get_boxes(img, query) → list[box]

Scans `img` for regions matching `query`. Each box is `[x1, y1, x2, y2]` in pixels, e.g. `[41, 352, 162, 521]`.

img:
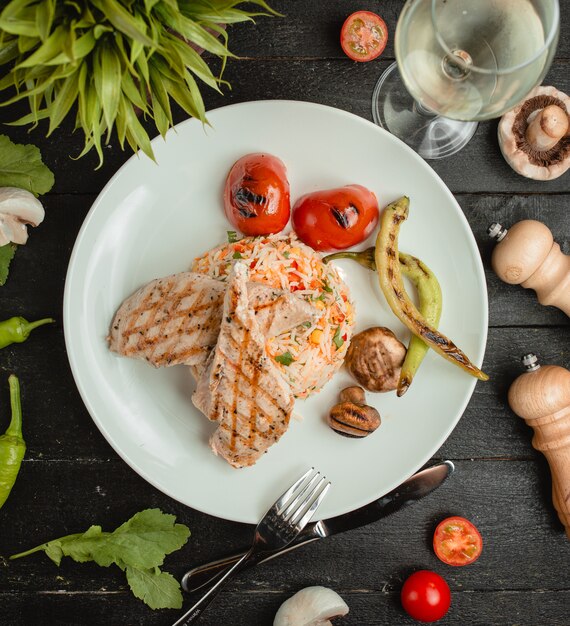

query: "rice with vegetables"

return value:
[192, 232, 355, 398]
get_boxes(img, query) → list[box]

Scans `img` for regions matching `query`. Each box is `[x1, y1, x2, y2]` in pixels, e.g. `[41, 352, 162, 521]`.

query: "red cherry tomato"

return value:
[433, 516, 483, 566]
[401, 570, 451, 623]
[292, 184, 379, 252]
[224, 153, 290, 236]
[340, 11, 388, 62]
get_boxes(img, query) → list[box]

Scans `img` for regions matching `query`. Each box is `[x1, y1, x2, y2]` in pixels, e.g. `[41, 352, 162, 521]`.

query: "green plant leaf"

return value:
[100, 43, 122, 130]
[15, 24, 68, 68]
[91, 0, 156, 47]
[35, 0, 55, 42]
[126, 566, 183, 610]
[0, 243, 17, 287]
[47, 71, 80, 135]
[122, 101, 155, 162]
[0, 135, 54, 194]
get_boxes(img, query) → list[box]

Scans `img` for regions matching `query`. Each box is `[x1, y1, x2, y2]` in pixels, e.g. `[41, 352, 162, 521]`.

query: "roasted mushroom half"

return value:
[344, 327, 407, 392]
[327, 386, 381, 438]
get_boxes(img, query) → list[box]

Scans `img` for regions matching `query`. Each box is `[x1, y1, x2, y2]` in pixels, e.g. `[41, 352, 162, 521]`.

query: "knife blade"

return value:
[181, 460, 454, 593]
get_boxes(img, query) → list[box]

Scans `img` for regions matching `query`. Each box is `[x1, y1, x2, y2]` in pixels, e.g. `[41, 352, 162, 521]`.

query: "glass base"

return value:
[372, 62, 478, 160]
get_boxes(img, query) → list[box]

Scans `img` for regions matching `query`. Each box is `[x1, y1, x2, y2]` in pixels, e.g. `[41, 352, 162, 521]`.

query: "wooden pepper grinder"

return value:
[508, 354, 570, 538]
[488, 220, 570, 317]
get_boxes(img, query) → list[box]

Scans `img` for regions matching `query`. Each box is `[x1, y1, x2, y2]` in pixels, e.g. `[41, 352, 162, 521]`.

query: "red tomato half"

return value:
[401, 570, 451, 623]
[224, 153, 290, 236]
[340, 11, 388, 62]
[292, 184, 379, 251]
[433, 516, 483, 566]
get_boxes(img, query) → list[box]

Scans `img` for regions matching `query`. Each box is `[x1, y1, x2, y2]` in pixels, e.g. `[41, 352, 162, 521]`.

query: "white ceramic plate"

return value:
[64, 100, 487, 524]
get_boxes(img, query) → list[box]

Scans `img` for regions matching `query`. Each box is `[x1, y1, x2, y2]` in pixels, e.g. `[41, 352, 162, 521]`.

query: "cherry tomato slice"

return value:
[224, 153, 290, 236]
[340, 11, 388, 62]
[433, 516, 483, 566]
[292, 184, 379, 252]
[401, 570, 451, 623]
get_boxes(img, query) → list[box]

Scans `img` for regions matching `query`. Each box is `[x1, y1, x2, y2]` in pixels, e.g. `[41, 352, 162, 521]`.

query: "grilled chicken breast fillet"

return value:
[207, 263, 294, 468]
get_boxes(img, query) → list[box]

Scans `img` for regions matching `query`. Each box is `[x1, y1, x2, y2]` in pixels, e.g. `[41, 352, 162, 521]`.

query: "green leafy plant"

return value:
[10, 508, 191, 610]
[0, 1, 277, 166]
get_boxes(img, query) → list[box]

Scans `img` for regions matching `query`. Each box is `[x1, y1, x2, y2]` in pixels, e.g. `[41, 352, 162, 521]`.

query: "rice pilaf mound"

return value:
[192, 233, 355, 398]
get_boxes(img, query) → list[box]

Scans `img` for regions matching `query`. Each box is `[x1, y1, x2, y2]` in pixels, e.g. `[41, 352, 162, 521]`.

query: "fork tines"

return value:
[276, 468, 330, 530]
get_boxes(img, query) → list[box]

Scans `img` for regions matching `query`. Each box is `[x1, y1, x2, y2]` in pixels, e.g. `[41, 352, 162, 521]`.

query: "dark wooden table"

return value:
[1, 2, 569, 625]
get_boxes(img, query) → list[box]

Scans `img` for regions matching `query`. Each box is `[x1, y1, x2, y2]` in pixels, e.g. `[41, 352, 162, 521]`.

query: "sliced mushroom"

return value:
[328, 386, 381, 438]
[498, 85, 570, 181]
[344, 326, 406, 392]
[273, 586, 349, 626]
[0, 187, 45, 247]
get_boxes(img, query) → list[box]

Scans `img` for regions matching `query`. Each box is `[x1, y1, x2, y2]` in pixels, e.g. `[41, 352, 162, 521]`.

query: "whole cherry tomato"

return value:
[224, 153, 290, 236]
[341, 11, 389, 62]
[401, 570, 451, 623]
[292, 184, 379, 251]
[433, 516, 483, 566]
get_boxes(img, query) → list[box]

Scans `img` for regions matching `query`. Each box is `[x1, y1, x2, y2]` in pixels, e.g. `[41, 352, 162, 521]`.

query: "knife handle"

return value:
[181, 536, 319, 594]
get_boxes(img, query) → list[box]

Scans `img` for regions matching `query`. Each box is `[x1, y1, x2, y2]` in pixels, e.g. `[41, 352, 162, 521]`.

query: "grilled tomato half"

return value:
[224, 153, 290, 236]
[292, 184, 379, 251]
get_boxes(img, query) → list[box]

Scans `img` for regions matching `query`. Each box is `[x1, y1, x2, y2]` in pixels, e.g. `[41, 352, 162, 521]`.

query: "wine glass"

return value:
[372, 0, 560, 159]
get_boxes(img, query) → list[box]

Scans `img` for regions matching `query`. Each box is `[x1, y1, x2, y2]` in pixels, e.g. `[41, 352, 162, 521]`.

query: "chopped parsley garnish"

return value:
[312, 293, 326, 302]
[333, 326, 344, 349]
[275, 351, 295, 366]
[232, 251, 243, 259]
[283, 251, 290, 259]
[322, 279, 333, 293]
[302, 321, 313, 328]
[227, 230, 238, 243]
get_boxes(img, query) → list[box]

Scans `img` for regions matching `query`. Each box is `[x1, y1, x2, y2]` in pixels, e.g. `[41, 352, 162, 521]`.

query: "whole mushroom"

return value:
[273, 586, 349, 626]
[498, 85, 570, 181]
[344, 327, 407, 392]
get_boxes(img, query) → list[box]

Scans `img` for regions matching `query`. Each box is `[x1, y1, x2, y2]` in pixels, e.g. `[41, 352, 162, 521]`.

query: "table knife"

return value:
[181, 460, 454, 593]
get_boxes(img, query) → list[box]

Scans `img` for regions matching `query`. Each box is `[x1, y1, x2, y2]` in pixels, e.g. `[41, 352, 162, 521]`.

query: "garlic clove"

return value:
[0, 187, 45, 246]
[273, 586, 349, 626]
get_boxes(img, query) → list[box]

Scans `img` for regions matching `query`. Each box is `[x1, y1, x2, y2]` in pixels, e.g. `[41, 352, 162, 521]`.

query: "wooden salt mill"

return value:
[488, 220, 570, 317]
[508, 354, 570, 538]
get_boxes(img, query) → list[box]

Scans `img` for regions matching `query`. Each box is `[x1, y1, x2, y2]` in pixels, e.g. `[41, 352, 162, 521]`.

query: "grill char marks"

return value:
[207, 263, 294, 469]
[108, 272, 226, 368]
[109, 272, 317, 371]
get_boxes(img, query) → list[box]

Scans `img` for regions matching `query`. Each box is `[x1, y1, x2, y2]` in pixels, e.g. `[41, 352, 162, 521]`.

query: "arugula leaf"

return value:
[126, 566, 183, 610]
[275, 351, 294, 366]
[10, 509, 190, 610]
[91, 508, 189, 569]
[0, 244, 16, 286]
[0, 135, 55, 195]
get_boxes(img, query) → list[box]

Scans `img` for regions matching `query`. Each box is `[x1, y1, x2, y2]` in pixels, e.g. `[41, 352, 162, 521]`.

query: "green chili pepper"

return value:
[323, 247, 443, 394]
[0, 375, 26, 510]
[397, 254, 442, 396]
[0, 316, 55, 349]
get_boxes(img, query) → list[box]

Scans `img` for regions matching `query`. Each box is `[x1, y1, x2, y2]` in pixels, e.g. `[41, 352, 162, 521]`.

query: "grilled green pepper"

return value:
[375, 196, 488, 381]
[0, 316, 54, 349]
[323, 248, 442, 395]
[397, 254, 442, 396]
[0, 375, 26, 510]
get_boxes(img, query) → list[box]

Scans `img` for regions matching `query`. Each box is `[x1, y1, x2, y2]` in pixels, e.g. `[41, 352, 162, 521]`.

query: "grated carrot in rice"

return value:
[192, 232, 355, 398]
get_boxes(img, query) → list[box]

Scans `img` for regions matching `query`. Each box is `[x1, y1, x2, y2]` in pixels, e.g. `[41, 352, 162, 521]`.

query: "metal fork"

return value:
[171, 468, 330, 625]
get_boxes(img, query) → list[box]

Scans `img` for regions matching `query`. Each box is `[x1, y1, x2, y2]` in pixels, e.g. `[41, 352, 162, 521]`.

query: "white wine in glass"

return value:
[372, 0, 560, 159]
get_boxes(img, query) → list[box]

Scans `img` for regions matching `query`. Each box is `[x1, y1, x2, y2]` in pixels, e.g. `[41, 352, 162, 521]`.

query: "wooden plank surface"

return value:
[0, 1, 568, 625]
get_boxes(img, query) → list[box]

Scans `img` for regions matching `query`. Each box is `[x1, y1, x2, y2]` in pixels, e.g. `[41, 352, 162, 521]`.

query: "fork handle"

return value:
[172, 549, 253, 625]
[181, 536, 321, 594]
